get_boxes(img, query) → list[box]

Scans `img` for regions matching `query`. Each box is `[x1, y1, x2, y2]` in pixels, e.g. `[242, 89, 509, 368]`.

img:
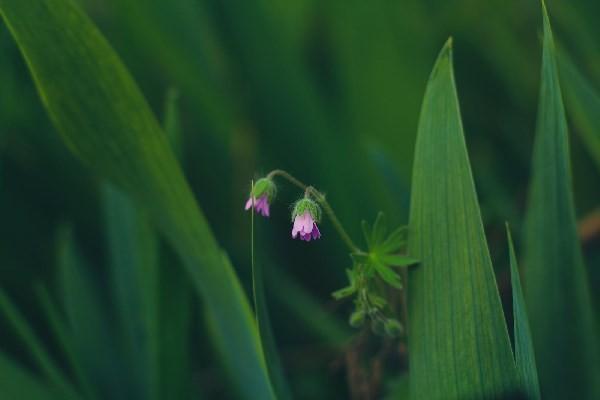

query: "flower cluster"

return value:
[245, 176, 322, 242]
[244, 172, 417, 338]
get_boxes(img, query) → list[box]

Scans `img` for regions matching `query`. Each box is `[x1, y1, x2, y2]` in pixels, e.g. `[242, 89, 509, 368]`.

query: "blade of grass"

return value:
[506, 225, 540, 400]
[34, 284, 97, 400]
[557, 49, 600, 171]
[103, 183, 159, 400]
[0, 290, 79, 399]
[56, 226, 129, 399]
[407, 38, 519, 399]
[523, 4, 600, 399]
[251, 187, 292, 400]
[0, 352, 65, 400]
[0, 0, 275, 397]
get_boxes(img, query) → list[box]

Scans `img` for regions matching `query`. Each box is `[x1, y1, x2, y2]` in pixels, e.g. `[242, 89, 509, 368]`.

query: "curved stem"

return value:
[267, 170, 361, 253]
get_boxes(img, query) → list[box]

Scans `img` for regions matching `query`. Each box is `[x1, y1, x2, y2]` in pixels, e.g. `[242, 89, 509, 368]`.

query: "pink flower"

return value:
[245, 194, 270, 217]
[292, 211, 321, 241]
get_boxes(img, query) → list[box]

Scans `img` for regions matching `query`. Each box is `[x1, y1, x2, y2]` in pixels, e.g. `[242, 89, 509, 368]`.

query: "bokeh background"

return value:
[0, 0, 598, 398]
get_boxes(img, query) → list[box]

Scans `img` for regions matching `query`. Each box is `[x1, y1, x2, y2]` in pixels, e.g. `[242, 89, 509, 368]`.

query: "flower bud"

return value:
[384, 318, 403, 338]
[349, 310, 366, 327]
[252, 177, 277, 202]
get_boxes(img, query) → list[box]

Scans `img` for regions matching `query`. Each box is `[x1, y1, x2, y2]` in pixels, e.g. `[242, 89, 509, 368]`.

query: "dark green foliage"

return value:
[523, 4, 600, 399]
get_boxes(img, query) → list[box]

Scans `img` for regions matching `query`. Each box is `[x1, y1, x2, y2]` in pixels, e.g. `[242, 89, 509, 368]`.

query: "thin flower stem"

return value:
[266, 169, 361, 253]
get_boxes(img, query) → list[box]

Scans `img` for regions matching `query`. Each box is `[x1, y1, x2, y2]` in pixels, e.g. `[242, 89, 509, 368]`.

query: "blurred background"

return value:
[0, 0, 598, 398]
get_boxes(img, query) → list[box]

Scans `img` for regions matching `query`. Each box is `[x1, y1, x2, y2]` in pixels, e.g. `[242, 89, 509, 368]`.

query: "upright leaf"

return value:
[251, 198, 292, 400]
[407, 39, 519, 399]
[0, 0, 274, 397]
[0, 352, 64, 400]
[0, 290, 79, 399]
[523, 4, 600, 399]
[558, 50, 600, 171]
[506, 225, 540, 400]
[103, 183, 159, 400]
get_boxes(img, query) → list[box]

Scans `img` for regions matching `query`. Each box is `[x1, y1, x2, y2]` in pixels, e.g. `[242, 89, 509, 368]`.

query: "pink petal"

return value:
[301, 211, 313, 233]
[245, 197, 254, 210]
[311, 223, 321, 239]
[292, 215, 302, 238]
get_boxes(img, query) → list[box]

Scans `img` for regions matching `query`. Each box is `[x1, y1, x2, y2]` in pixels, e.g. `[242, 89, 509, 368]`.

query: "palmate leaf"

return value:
[407, 39, 519, 399]
[0, 0, 274, 398]
[523, 4, 600, 399]
[506, 225, 540, 400]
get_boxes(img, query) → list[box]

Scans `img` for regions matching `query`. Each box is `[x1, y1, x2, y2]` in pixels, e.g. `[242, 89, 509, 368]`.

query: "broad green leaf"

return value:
[103, 183, 159, 400]
[0, 290, 79, 399]
[0, 0, 274, 397]
[0, 352, 64, 400]
[558, 49, 600, 171]
[407, 39, 519, 399]
[251, 200, 292, 400]
[523, 4, 600, 399]
[506, 225, 540, 400]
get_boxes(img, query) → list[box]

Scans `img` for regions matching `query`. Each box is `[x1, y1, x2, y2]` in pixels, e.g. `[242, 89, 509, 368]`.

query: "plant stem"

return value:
[267, 170, 360, 253]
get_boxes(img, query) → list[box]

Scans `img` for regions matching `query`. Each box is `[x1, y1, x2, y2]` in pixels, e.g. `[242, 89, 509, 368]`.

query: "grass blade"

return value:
[0, 0, 274, 396]
[523, 4, 600, 399]
[558, 49, 600, 171]
[103, 183, 159, 400]
[251, 192, 292, 400]
[0, 352, 64, 400]
[506, 225, 540, 400]
[407, 38, 519, 399]
[0, 290, 79, 399]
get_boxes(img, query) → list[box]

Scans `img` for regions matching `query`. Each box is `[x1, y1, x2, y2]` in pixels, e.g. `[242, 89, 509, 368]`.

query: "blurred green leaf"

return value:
[0, 290, 79, 399]
[34, 285, 96, 400]
[506, 225, 540, 400]
[57, 226, 127, 398]
[0, 0, 274, 397]
[103, 183, 159, 400]
[251, 200, 292, 400]
[0, 352, 65, 399]
[407, 39, 519, 399]
[558, 49, 600, 171]
[523, 4, 600, 399]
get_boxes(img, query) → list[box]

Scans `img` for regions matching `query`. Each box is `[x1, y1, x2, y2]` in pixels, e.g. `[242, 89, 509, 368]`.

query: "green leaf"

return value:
[371, 212, 387, 246]
[523, 4, 600, 399]
[0, 290, 79, 399]
[34, 285, 96, 400]
[506, 225, 540, 400]
[407, 38, 519, 399]
[332, 286, 356, 300]
[378, 254, 419, 268]
[379, 226, 407, 254]
[103, 183, 159, 400]
[558, 49, 600, 171]
[0, 0, 274, 397]
[251, 190, 292, 400]
[373, 262, 402, 289]
[0, 352, 65, 400]
[56, 226, 126, 398]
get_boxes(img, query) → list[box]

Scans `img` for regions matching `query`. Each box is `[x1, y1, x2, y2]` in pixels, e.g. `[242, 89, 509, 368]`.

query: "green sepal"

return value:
[291, 198, 321, 222]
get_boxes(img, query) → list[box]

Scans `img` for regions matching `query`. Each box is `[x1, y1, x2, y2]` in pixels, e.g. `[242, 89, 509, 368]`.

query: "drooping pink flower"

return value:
[245, 194, 270, 217]
[292, 211, 321, 241]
